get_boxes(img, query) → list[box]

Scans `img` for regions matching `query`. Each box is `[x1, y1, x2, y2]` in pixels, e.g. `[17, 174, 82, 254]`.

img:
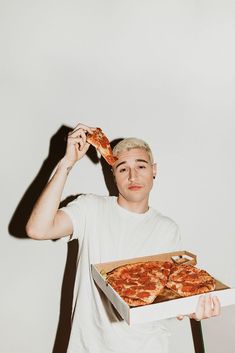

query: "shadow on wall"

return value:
[9, 125, 95, 238]
[8, 125, 120, 239]
[8, 124, 121, 353]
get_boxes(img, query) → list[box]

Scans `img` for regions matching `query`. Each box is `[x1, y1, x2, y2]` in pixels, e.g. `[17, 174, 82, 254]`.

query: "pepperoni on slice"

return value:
[139, 276, 150, 284]
[163, 262, 173, 269]
[143, 283, 156, 290]
[137, 291, 151, 299]
[122, 288, 137, 296]
[182, 284, 194, 292]
[100, 136, 109, 148]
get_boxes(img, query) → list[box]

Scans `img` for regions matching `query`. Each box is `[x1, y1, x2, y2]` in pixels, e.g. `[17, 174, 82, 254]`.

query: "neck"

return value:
[117, 195, 149, 214]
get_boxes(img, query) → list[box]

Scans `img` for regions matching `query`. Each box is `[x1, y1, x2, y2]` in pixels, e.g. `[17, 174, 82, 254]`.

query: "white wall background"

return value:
[1, 1, 235, 352]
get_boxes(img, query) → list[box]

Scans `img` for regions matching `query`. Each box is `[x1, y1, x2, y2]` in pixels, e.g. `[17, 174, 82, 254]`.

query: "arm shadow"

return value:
[8, 125, 99, 238]
[8, 125, 73, 238]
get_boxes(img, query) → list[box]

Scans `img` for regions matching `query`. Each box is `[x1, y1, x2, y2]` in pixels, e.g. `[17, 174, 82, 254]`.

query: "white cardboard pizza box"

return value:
[91, 251, 235, 325]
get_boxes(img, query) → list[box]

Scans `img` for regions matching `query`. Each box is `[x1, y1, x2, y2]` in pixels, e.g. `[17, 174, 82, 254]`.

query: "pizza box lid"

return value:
[91, 250, 235, 325]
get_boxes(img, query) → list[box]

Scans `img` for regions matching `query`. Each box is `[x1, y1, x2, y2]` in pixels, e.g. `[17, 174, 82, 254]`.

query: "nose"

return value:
[128, 167, 137, 181]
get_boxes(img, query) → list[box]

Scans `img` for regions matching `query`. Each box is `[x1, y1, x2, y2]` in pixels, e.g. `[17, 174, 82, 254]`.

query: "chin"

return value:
[125, 193, 148, 203]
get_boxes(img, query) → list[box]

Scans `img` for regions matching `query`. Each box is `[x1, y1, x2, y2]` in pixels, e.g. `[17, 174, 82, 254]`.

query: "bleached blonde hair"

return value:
[113, 138, 154, 164]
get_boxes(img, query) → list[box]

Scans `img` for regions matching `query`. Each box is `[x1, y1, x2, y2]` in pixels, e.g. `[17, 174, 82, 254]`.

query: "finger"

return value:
[67, 135, 86, 153]
[204, 294, 213, 318]
[68, 128, 87, 136]
[190, 295, 206, 321]
[177, 315, 184, 321]
[211, 296, 221, 317]
[73, 123, 96, 134]
[188, 312, 200, 321]
[68, 129, 88, 150]
[66, 131, 83, 148]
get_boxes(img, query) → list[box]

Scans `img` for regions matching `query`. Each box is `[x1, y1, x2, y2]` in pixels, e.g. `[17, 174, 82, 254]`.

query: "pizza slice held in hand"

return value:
[87, 127, 118, 166]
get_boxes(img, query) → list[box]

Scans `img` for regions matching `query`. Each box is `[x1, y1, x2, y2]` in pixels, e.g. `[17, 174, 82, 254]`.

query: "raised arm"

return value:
[26, 123, 96, 240]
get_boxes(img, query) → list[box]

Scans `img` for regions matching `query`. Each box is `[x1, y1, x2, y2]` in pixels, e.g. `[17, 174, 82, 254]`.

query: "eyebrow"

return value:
[115, 159, 149, 169]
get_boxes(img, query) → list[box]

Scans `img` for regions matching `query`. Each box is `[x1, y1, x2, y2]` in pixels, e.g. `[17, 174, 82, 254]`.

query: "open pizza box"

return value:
[91, 250, 235, 325]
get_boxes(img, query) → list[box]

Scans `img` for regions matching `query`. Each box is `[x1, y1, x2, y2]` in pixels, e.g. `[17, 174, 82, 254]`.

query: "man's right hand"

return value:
[62, 123, 96, 168]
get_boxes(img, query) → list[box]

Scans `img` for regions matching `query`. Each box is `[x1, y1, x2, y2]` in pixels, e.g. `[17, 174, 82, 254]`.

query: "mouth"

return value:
[128, 185, 143, 191]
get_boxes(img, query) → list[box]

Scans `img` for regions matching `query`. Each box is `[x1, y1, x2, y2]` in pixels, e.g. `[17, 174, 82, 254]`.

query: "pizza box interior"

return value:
[91, 250, 235, 325]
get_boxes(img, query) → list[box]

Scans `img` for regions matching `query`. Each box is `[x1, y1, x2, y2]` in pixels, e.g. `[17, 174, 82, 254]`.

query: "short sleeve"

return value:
[59, 194, 88, 242]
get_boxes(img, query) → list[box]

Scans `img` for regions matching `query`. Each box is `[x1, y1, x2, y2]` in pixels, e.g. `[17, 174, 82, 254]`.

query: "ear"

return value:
[152, 163, 157, 178]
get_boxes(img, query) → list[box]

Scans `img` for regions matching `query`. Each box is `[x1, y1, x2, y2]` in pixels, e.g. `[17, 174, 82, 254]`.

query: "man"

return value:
[26, 123, 220, 353]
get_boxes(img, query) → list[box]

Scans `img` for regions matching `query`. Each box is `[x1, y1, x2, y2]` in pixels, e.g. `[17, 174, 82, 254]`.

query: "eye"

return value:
[119, 167, 127, 173]
[137, 165, 146, 169]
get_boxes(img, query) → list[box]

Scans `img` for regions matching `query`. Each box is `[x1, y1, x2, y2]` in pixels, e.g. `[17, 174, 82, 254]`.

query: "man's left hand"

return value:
[177, 294, 221, 321]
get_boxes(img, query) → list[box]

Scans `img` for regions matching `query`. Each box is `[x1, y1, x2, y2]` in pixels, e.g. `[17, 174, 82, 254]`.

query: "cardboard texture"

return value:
[91, 251, 235, 325]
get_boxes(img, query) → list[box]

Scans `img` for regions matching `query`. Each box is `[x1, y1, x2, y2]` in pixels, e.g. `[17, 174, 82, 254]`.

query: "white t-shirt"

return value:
[61, 194, 181, 353]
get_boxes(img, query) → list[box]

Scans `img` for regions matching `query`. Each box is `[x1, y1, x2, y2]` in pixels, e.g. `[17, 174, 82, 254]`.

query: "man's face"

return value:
[113, 148, 156, 206]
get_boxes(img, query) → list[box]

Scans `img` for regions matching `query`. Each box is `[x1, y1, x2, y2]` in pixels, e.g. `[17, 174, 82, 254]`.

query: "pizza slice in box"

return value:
[106, 261, 173, 307]
[166, 264, 216, 297]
